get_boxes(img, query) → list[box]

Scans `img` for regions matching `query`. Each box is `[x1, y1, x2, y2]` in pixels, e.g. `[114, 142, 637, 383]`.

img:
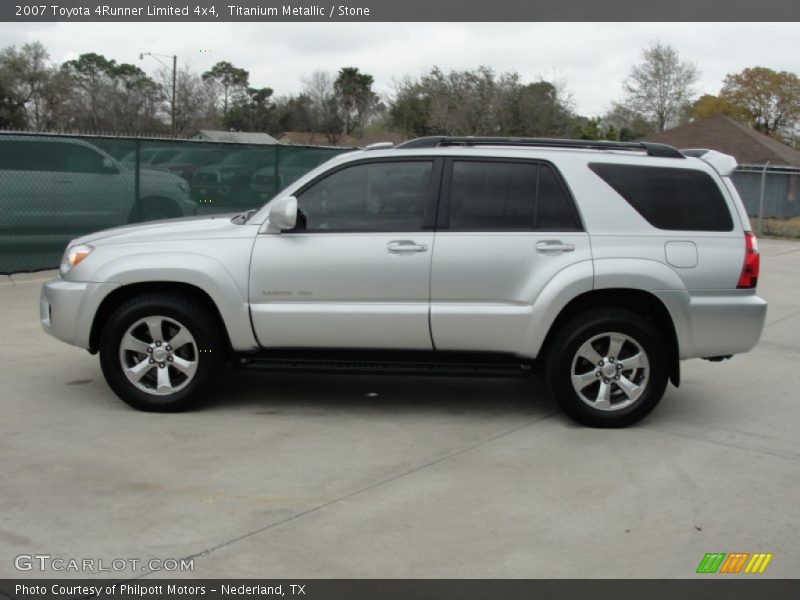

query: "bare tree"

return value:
[602, 102, 656, 140]
[390, 66, 574, 138]
[106, 63, 162, 132]
[301, 70, 344, 144]
[60, 52, 116, 129]
[622, 42, 699, 132]
[160, 64, 220, 134]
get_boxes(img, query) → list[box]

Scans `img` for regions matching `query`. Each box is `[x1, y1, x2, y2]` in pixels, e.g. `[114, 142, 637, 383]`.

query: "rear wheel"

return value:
[545, 308, 669, 427]
[99, 293, 225, 411]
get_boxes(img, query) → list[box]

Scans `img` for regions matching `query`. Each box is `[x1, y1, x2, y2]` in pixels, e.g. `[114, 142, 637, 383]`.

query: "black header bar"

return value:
[3, 579, 800, 600]
[3, 0, 800, 22]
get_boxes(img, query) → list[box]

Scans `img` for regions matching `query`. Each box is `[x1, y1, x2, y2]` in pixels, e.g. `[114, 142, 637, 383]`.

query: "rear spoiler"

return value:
[681, 149, 738, 177]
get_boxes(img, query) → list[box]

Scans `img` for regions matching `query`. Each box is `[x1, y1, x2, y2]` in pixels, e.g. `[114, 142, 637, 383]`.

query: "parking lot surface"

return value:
[1, 238, 799, 579]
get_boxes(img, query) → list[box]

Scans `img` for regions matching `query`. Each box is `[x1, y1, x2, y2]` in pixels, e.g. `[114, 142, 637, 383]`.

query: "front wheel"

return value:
[99, 293, 225, 411]
[545, 308, 669, 428]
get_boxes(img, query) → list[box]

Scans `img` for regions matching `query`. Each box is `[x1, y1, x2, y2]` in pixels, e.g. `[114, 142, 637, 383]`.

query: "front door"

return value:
[249, 158, 441, 350]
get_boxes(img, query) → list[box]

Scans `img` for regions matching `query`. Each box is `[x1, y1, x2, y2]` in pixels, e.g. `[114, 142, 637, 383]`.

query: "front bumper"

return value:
[40, 278, 119, 349]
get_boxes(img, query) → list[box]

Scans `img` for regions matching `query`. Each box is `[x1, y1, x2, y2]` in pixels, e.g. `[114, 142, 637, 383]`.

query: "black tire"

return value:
[99, 293, 226, 412]
[545, 308, 669, 428]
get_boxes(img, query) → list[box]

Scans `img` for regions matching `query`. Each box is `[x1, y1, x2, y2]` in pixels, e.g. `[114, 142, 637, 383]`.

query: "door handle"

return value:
[388, 240, 429, 253]
[536, 240, 575, 254]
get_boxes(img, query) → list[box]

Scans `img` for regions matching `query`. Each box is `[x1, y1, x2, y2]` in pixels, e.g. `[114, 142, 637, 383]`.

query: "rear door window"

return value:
[445, 160, 581, 231]
[589, 163, 733, 231]
[0, 140, 64, 172]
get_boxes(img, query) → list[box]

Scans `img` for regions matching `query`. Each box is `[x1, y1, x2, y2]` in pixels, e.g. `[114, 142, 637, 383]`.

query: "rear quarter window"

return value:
[588, 163, 734, 232]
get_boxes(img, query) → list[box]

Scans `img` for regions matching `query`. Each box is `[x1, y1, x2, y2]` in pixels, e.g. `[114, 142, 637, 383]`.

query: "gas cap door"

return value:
[665, 241, 698, 268]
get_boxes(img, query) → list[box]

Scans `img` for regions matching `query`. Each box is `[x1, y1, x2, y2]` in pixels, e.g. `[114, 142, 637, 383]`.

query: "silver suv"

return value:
[40, 137, 767, 427]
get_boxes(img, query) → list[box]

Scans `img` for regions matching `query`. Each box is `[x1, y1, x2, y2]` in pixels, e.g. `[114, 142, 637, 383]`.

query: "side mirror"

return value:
[102, 157, 118, 174]
[266, 196, 297, 233]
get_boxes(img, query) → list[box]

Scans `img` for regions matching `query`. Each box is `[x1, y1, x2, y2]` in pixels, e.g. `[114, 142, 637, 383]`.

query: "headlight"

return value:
[59, 243, 94, 274]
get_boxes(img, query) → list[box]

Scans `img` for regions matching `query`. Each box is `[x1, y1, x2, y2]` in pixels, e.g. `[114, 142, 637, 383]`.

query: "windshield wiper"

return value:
[231, 209, 257, 225]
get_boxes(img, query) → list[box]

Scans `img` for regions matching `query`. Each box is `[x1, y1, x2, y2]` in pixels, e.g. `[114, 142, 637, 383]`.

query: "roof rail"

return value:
[363, 142, 394, 151]
[395, 136, 685, 159]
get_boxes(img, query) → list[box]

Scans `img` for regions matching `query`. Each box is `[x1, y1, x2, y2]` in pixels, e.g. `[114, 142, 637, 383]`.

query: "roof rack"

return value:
[395, 136, 685, 159]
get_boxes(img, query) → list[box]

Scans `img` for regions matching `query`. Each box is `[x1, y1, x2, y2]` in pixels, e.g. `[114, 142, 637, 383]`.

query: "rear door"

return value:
[430, 158, 592, 356]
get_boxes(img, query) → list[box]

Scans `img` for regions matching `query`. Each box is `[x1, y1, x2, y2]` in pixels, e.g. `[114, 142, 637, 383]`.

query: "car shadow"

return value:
[199, 368, 558, 419]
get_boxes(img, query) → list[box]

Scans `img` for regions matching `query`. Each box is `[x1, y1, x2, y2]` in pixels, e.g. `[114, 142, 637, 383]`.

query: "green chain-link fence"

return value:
[0, 132, 350, 273]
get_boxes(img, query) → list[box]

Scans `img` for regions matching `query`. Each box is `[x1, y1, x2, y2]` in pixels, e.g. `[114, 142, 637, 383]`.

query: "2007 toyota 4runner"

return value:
[41, 136, 767, 427]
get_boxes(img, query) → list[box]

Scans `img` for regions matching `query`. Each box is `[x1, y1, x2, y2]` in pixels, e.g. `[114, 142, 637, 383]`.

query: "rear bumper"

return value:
[40, 278, 119, 349]
[658, 290, 768, 359]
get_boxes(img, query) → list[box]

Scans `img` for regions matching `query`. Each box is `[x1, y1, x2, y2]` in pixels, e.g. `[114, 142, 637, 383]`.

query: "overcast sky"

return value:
[2, 21, 799, 117]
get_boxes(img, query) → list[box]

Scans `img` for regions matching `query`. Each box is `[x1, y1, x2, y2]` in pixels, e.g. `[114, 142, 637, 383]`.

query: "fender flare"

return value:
[523, 260, 594, 357]
[524, 258, 692, 369]
[89, 252, 258, 351]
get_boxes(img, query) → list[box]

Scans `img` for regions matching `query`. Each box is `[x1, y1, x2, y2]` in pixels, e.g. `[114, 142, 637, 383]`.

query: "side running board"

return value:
[237, 351, 534, 378]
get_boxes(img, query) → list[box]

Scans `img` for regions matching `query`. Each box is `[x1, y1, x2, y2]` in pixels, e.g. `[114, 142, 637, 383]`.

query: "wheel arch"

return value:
[539, 288, 681, 387]
[89, 282, 234, 357]
[84, 251, 258, 355]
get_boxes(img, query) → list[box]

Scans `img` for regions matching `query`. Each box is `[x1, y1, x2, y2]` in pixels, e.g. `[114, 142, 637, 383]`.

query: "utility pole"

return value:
[140, 51, 178, 136]
[172, 53, 177, 136]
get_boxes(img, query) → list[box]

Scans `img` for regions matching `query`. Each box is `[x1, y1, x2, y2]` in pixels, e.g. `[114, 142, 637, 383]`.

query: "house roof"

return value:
[279, 131, 354, 146]
[193, 130, 279, 144]
[640, 115, 800, 168]
[280, 130, 406, 148]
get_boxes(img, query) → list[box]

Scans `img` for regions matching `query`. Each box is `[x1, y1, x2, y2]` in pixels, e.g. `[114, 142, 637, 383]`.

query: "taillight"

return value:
[737, 231, 760, 289]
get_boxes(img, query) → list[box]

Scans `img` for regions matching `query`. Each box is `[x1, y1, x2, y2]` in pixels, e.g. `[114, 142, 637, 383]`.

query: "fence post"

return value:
[758, 161, 769, 237]
[274, 145, 280, 199]
[134, 139, 141, 221]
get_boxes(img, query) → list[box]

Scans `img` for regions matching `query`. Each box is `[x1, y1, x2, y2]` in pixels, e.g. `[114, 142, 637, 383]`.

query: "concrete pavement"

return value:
[1, 239, 798, 579]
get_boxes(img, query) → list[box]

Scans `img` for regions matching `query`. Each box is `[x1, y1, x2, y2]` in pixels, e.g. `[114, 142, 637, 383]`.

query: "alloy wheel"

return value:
[118, 316, 199, 396]
[569, 332, 650, 412]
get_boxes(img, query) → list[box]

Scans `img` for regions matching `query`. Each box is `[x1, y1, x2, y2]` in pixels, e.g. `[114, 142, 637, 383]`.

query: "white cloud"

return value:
[2, 21, 799, 117]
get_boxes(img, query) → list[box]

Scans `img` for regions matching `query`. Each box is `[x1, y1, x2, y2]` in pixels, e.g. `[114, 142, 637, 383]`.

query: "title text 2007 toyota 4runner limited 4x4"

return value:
[41, 137, 767, 427]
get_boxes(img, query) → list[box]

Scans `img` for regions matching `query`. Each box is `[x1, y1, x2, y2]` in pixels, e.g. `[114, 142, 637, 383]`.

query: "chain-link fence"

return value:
[731, 166, 800, 238]
[5, 134, 798, 274]
[0, 132, 350, 273]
